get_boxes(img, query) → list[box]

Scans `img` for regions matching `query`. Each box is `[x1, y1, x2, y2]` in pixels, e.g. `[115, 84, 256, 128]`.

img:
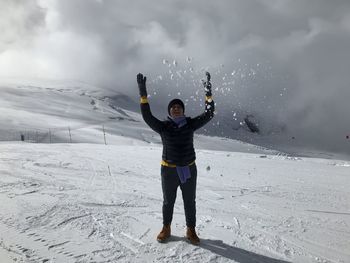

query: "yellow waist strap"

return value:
[161, 160, 195, 168]
[140, 96, 148, 104]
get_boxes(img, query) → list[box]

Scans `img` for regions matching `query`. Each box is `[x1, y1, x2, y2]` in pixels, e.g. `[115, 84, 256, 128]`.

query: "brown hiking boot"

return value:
[156, 225, 171, 242]
[186, 227, 200, 245]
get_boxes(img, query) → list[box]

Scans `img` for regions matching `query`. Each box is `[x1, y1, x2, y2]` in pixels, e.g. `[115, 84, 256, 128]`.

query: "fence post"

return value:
[103, 125, 107, 145]
[68, 127, 72, 143]
[49, 129, 52, 143]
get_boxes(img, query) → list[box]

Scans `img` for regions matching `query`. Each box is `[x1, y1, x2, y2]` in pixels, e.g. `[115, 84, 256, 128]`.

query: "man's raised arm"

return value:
[191, 72, 215, 131]
[137, 73, 163, 133]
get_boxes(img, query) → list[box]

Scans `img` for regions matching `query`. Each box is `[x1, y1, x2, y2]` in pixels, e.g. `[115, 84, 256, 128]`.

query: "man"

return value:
[137, 72, 215, 245]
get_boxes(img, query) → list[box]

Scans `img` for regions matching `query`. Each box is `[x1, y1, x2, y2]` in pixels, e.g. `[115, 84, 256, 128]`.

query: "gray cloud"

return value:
[0, 0, 45, 51]
[1, 0, 350, 155]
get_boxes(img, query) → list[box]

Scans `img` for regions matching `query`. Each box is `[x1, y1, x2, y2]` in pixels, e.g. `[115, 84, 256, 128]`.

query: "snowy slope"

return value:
[0, 142, 349, 263]
[0, 78, 280, 155]
[0, 80, 349, 262]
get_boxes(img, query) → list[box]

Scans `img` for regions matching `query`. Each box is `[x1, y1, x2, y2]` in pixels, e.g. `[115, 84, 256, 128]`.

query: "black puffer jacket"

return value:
[141, 99, 215, 166]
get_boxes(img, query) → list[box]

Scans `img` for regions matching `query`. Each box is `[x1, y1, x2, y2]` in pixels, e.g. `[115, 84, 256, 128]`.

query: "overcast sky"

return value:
[1, 0, 350, 154]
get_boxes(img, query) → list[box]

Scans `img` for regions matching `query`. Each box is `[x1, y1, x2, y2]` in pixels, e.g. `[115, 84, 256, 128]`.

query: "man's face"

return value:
[170, 104, 184, 118]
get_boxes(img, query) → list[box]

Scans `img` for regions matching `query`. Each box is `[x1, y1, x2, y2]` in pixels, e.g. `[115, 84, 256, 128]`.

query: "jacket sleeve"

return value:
[190, 97, 215, 131]
[140, 97, 164, 133]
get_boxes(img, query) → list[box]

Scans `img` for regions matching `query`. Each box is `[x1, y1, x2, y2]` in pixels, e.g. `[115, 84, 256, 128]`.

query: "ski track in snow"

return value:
[0, 143, 349, 262]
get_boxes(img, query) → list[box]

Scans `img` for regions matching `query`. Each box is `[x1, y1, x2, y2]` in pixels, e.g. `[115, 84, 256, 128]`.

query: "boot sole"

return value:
[185, 236, 200, 245]
[157, 235, 170, 243]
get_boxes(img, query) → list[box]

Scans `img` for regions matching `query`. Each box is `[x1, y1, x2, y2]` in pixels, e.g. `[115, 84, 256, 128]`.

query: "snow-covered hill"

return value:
[0, 78, 282, 155]
[0, 80, 349, 262]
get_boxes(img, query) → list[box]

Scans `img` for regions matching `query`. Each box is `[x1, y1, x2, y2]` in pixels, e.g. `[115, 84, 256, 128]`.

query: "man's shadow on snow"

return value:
[199, 239, 291, 263]
[167, 236, 290, 263]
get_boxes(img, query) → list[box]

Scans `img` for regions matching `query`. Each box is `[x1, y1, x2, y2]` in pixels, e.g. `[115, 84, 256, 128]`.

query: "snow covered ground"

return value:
[0, 80, 349, 262]
[0, 141, 349, 263]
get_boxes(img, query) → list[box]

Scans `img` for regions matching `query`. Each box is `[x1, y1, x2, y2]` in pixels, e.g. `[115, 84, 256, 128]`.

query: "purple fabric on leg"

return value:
[176, 165, 191, 184]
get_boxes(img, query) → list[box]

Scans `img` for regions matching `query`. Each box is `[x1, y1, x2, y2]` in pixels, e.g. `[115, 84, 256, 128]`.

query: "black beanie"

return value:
[168, 98, 185, 115]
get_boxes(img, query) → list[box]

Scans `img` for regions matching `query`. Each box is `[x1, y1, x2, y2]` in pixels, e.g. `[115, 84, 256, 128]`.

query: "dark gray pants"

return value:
[161, 164, 197, 227]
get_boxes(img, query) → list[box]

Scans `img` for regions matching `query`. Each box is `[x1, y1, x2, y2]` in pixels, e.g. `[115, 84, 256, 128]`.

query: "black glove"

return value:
[137, 73, 147, 97]
[203, 71, 212, 97]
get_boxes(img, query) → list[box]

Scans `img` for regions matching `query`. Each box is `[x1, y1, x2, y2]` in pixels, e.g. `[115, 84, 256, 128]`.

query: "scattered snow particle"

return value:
[203, 216, 212, 223]
[176, 71, 182, 78]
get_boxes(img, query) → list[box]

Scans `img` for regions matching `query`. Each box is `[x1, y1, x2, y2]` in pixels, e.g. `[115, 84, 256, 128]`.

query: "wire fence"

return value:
[0, 126, 108, 145]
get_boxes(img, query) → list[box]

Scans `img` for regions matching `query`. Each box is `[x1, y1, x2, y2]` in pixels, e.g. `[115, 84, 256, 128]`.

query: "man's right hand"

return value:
[137, 73, 147, 97]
